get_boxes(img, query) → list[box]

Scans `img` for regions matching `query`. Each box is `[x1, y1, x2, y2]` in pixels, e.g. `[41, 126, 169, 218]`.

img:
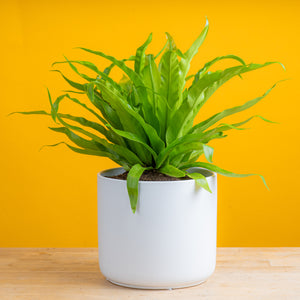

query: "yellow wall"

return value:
[1, 0, 299, 247]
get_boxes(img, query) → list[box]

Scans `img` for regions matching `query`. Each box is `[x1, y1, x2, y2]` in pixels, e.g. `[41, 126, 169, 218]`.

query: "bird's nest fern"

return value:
[12, 19, 285, 213]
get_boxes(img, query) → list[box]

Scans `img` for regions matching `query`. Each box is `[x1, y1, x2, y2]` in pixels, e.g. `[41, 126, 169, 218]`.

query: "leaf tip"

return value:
[46, 88, 52, 102]
[259, 174, 269, 190]
[278, 62, 286, 71]
[205, 16, 209, 27]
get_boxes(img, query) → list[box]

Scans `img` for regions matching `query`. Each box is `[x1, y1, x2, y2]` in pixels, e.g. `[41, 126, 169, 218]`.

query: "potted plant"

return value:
[12, 20, 284, 289]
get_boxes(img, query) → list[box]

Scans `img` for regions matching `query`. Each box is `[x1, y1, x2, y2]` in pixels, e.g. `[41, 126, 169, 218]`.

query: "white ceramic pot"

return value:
[97, 167, 217, 289]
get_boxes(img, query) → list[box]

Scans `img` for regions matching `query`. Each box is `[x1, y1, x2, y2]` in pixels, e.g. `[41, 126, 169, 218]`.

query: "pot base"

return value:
[106, 278, 207, 290]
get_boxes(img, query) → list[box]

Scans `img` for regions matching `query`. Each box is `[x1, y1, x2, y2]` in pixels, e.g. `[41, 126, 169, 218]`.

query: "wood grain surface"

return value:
[0, 248, 299, 299]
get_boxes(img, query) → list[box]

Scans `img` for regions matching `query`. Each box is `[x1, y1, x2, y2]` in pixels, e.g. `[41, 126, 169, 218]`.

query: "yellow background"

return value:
[1, 0, 299, 247]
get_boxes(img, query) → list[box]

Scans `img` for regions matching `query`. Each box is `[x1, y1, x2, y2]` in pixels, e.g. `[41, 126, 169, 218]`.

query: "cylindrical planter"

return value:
[97, 167, 217, 289]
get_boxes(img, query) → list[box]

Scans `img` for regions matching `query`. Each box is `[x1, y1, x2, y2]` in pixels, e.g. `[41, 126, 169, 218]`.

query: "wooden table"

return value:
[0, 248, 299, 299]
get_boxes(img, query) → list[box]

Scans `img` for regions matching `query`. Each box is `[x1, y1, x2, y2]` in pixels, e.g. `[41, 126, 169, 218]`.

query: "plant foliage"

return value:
[12, 20, 284, 213]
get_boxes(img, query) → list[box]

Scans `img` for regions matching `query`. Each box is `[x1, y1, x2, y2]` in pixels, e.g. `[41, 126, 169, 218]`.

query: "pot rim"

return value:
[98, 167, 216, 183]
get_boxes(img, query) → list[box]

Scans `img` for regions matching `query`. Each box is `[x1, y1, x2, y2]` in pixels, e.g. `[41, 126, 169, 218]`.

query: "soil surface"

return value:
[110, 169, 190, 181]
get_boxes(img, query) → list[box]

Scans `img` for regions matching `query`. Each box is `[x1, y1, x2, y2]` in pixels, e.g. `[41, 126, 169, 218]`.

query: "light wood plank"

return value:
[0, 248, 299, 299]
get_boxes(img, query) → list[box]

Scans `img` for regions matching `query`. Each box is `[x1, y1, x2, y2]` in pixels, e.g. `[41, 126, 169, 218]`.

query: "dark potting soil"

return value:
[110, 169, 190, 181]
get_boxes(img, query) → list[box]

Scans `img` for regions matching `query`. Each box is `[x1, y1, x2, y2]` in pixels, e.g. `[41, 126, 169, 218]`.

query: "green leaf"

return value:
[180, 161, 269, 189]
[157, 131, 216, 168]
[78, 48, 145, 95]
[63, 143, 129, 169]
[127, 164, 148, 213]
[93, 80, 153, 164]
[159, 50, 180, 109]
[107, 125, 158, 159]
[142, 54, 164, 137]
[180, 149, 204, 166]
[64, 93, 107, 125]
[218, 122, 248, 130]
[200, 115, 276, 143]
[9, 108, 120, 145]
[86, 82, 95, 103]
[8, 110, 48, 117]
[39, 141, 66, 151]
[186, 172, 212, 193]
[167, 63, 281, 144]
[191, 81, 281, 134]
[135, 33, 152, 74]
[79, 47, 161, 134]
[61, 56, 95, 81]
[203, 144, 214, 163]
[169, 142, 203, 163]
[178, 19, 209, 97]
[48, 90, 67, 123]
[156, 132, 208, 168]
[93, 92, 123, 129]
[102, 55, 136, 77]
[46, 90, 109, 127]
[51, 70, 85, 91]
[56, 115, 144, 166]
[200, 132, 227, 144]
[57, 113, 121, 145]
[48, 126, 100, 150]
[40, 141, 130, 170]
[95, 80, 165, 155]
[191, 54, 246, 84]
[159, 164, 186, 178]
[62, 90, 85, 94]
[63, 142, 110, 158]
[165, 32, 177, 50]
[183, 18, 209, 63]
[53, 58, 124, 93]
[154, 40, 168, 59]
[118, 75, 132, 93]
[159, 50, 180, 139]
[213, 115, 274, 133]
